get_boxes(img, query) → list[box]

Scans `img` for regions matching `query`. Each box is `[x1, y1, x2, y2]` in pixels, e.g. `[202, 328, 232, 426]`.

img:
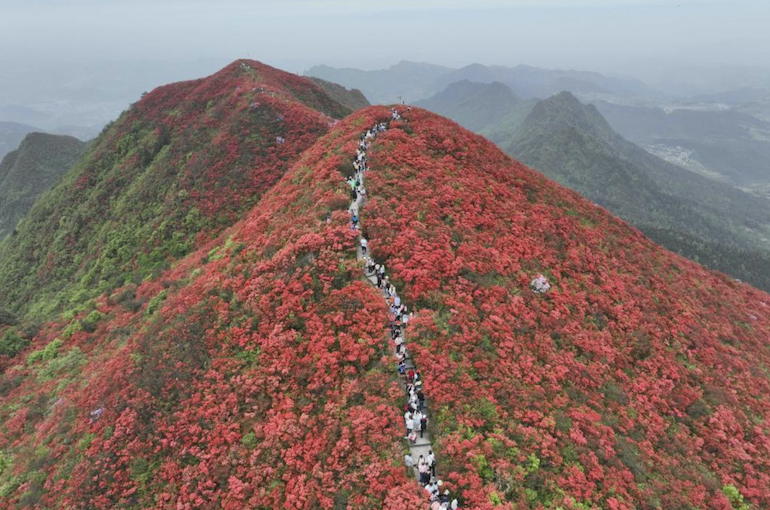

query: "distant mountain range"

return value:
[416, 81, 770, 290]
[305, 61, 452, 104]
[431, 63, 661, 100]
[305, 60, 659, 105]
[0, 132, 86, 239]
[307, 61, 770, 198]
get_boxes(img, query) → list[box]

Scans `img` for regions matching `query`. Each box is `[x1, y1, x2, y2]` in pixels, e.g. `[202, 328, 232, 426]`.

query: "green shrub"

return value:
[61, 320, 83, 339]
[0, 450, 11, 477]
[145, 290, 168, 317]
[722, 485, 750, 510]
[37, 347, 87, 382]
[81, 310, 105, 333]
[76, 433, 96, 453]
[27, 338, 62, 365]
[0, 476, 21, 499]
[526, 453, 541, 474]
[235, 347, 261, 366]
[0, 329, 29, 357]
[241, 431, 257, 449]
[472, 454, 495, 481]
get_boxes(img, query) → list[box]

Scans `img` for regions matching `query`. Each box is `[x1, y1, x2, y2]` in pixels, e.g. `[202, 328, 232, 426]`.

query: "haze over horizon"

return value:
[1, 0, 769, 135]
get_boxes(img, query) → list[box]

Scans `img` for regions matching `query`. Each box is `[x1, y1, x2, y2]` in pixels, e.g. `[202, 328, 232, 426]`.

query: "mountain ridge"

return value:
[0, 58, 352, 321]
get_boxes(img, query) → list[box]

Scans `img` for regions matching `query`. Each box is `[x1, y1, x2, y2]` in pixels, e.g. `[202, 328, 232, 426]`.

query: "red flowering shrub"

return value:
[361, 108, 770, 508]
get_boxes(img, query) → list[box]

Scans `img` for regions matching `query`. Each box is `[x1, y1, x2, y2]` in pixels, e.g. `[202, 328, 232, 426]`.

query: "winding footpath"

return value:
[346, 110, 459, 510]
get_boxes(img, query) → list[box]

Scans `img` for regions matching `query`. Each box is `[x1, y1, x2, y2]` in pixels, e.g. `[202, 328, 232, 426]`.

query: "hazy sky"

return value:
[0, 0, 769, 133]
[1, 0, 768, 74]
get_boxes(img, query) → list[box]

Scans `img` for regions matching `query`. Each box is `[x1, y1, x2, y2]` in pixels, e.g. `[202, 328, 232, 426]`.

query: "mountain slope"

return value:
[0, 107, 427, 509]
[0, 59, 351, 322]
[308, 77, 370, 110]
[361, 107, 770, 508]
[0, 133, 86, 239]
[593, 99, 770, 190]
[415, 80, 524, 132]
[506, 92, 770, 291]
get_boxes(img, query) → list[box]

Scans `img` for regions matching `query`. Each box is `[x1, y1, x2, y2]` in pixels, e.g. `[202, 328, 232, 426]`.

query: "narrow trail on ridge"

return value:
[345, 110, 457, 509]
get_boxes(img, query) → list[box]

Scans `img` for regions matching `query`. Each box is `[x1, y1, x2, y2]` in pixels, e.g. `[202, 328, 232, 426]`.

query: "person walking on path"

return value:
[411, 411, 422, 443]
[418, 456, 430, 485]
[405, 410, 413, 437]
[360, 237, 368, 255]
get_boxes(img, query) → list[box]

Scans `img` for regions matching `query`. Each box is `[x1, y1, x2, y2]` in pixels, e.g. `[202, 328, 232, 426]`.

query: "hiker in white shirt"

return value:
[411, 411, 422, 437]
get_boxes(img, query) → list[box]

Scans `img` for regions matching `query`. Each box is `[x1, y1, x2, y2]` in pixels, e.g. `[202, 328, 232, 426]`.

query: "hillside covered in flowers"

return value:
[1, 62, 770, 509]
[362, 108, 770, 509]
[0, 59, 350, 326]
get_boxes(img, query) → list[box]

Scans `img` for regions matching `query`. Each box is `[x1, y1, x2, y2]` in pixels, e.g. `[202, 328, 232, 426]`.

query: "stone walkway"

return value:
[345, 111, 457, 509]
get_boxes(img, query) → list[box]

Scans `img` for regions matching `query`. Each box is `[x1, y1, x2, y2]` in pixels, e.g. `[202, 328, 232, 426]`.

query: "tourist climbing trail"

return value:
[346, 109, 459, 510]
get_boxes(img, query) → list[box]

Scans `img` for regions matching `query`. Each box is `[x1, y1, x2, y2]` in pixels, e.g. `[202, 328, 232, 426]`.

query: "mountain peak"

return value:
[17, 131, 81, 148]
[0, 60, 353, 318]
[508, 89, 770, 291]
[549, 89, 581, 103]
[0, 132, 85, 239]
[520, 90, 615, 141]
[140, 58, 352, 121]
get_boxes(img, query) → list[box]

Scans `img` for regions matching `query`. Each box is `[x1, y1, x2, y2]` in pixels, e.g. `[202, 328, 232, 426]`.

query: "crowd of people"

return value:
[345, 109, 460, 510]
